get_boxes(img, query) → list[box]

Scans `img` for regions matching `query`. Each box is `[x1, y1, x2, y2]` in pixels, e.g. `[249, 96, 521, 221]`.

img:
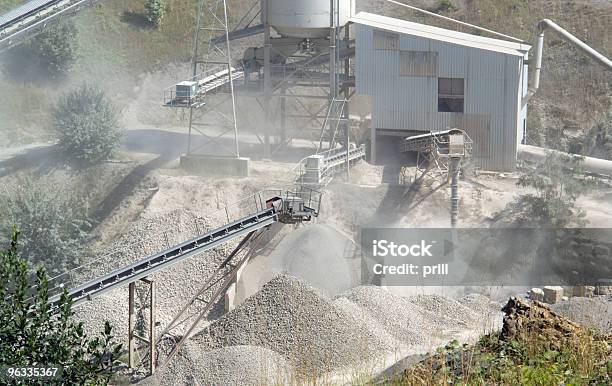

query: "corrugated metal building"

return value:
[352, 12, 531, 171]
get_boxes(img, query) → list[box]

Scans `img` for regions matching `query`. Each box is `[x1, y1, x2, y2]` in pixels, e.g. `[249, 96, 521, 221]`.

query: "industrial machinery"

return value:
[44, 188, 321, 374]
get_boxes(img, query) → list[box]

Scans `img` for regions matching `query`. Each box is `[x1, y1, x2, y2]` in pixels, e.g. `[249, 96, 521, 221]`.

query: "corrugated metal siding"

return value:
[399, 51, 438, 77]
[356, 24, 525, 171]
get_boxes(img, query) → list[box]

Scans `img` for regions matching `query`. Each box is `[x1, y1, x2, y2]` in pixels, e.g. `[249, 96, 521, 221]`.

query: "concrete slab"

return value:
[180, 155, 249, 177]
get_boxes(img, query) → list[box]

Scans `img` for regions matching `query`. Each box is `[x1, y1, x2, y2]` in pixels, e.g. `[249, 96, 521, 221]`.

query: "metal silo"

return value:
[267, 0, 354, 38]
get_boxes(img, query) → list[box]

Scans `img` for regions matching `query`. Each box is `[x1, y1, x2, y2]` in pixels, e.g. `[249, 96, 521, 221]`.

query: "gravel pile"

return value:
[332, 297, 401, 350]
[551, 296, 611, 333]
[73, 209, 228, 344]
[193, 274, 390, 376]
[336, 286, 465, 344]
[458, 293, 503, 317]
[408, 294, 480, 328]
[145, 345, 291, 386]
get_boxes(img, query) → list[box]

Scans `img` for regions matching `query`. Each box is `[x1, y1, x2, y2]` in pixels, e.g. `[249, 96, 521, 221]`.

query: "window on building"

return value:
[373, 29, 399, 50]
[438, 78, 464, 113]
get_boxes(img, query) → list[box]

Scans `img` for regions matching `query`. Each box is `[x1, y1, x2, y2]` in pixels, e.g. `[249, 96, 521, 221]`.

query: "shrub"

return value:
[0, 229, 122, 384]
[53, 84, 123, 165]
[145, 0, 165, 27]
[516, 151, 592, 226]
[432, 0, 458, 13]
[2, 21, 78, 81]
[0, 177, 91, 274]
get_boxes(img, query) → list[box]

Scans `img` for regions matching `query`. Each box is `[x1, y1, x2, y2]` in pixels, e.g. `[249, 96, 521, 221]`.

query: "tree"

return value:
[2, 21, 78, 82]
[516, 151, 592, 226]
[0, 177, 90, 275]
[0, 228, 122, 385]
[145, 0, 165, 27]
[53, 84, 123, 165]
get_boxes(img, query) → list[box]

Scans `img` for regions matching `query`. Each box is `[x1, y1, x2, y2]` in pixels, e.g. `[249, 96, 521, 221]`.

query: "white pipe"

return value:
[527, 19, 612, 102]
[518, 144, 612, 177]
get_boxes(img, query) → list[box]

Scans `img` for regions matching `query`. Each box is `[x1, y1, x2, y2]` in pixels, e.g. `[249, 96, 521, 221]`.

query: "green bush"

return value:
[0, 177, 91, 274]
[2, 21, 78, 82]
[145, 0, 165, 27]
[516, 151, 592, 226]
[53, 84, 123, 165]
[0, 229, 122, 385]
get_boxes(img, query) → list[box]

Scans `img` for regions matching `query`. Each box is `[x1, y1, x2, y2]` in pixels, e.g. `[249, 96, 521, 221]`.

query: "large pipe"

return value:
[527, 19, 612, 102]
[518, 144, 612, 177]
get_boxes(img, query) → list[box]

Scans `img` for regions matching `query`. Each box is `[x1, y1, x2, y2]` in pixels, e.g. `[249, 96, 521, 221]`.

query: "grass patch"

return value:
[392, 298, 611, 385]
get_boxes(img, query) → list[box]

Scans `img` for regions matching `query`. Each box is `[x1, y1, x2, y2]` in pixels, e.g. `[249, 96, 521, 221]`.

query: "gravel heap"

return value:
[408, 294, 480, 328]
[73, 209, 228, 344]
[336, 286, 470, 344]
[551, 296, 611, 333]
[145, 345, 291, 386]
[458, 293, 503, 317]
[193, 274, 390, 376]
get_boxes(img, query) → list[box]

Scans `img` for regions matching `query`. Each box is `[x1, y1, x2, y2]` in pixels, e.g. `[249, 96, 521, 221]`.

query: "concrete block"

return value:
[595, 286, 612, 296]
[543, 286, 564, 304]
[180, 155, 249, 177]
[573, 285, 595, 297]
[529, 288, 544, 302]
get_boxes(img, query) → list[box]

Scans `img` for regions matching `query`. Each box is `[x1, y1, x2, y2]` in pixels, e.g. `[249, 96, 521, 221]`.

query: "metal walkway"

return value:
[0, 0, 100, 53]
[294, 144, 366, 186]
[163, 66, 245, 108]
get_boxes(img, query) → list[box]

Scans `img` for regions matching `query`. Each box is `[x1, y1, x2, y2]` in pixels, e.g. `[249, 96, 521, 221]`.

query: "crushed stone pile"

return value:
[458, 293, 503, 316]
[337, 286, 475, 345]
[332, 297, 401, 351]
[550, 296, 611, 333]
[73, 209, 227, 343]
[193, 274, 390, 376]
[408, 294, 480, 328]
[145, 345, 291, 386]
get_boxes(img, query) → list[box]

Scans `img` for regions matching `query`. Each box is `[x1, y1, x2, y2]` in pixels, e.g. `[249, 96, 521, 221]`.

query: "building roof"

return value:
[351, 12, 531, 57]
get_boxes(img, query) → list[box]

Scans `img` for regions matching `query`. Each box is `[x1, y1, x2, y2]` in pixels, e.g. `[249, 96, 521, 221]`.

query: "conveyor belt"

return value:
[0, 0, 100, 53]
[48, 207, 278, 308]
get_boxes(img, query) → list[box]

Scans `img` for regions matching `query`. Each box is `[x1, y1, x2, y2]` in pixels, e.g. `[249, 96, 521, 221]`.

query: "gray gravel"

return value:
[458, 293, 503, 317]
[193, 274, 390, 376]
[408, 294, 480, 328]
[551, 296, 611, 333]
[73, 209, 228, 347]
[336, 286, 475, 345]
[145, 345, 291, 386]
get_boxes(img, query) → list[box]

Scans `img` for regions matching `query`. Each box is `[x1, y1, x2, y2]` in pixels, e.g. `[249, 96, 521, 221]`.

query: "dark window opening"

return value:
[438, 78, 464, 113]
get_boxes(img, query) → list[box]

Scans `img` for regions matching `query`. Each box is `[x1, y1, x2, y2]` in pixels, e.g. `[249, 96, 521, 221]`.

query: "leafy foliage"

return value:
[400, 330, 611, 385]
[515, 151, 592, 226]
[53, 84, 123, 165]
[0, 177, 90, 275]
[0, 229, 122, 385]
[2, 21, 78, 82]
[145, 0, 165, 27]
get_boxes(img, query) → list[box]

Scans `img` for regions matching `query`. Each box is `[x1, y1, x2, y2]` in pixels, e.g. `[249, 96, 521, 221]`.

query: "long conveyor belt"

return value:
[0, 0, 101, 53]
[48, 207, 278, 308]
